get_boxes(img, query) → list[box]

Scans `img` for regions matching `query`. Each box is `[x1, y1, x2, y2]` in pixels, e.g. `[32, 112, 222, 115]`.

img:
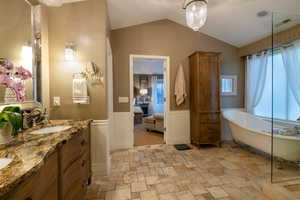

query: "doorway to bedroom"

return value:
[130, 55, 169, 146]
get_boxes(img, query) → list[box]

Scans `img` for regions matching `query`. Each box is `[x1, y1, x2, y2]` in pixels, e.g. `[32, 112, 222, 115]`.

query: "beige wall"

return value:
[0, 0, 33, 102]
[48, 0, 107, 120]
[111, 20, 244, 112]
[239, 24, 300, 57]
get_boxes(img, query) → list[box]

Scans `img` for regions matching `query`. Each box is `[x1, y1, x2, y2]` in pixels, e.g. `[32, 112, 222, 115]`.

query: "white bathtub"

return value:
[222, 109, 300, 161]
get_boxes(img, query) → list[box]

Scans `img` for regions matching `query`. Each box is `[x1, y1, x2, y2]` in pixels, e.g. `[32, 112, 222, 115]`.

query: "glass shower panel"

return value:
[272, 12, 300, 182]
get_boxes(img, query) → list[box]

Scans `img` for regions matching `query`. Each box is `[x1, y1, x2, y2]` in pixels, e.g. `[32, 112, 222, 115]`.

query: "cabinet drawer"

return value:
[206, 123, 220, 143]
[60, 135, 82, 172]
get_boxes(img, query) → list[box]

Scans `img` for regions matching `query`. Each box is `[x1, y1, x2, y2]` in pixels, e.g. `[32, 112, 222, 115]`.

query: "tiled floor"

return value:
[86, 144, 272, 200]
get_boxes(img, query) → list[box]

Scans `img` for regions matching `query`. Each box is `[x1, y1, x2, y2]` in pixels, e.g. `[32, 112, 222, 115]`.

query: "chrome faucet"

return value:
[22, 107, 49, 129]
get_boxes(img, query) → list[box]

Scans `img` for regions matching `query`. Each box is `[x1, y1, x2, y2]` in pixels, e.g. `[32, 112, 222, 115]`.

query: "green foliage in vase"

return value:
[0, 106, 22, 136]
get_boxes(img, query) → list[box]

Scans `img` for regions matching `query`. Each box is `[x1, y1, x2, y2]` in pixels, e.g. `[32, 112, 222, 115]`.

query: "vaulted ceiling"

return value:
[107, 0, 300, 47]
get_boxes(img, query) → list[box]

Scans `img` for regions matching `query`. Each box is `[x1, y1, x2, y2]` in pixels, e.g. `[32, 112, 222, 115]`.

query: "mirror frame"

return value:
[0, 0, 42, 106]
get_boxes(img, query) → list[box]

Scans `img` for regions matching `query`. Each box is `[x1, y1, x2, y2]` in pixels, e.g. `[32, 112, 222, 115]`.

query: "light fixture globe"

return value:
[39, 0, 63, 7]
[184, 0, 208, 31]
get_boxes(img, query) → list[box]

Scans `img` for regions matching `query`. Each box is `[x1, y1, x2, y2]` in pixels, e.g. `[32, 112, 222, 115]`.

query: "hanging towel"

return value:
[72, 77, 90, 104]
[174, 64, 187, 106]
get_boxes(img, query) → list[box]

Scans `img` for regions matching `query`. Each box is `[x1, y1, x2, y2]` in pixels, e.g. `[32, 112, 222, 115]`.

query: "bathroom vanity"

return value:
[0, 120, 91, 200]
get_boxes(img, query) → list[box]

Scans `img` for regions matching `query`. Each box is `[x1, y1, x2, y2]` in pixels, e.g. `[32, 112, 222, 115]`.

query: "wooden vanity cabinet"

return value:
[4, 126, 91, 200]
[6, 151, 58, 200]
[58, 126, 91, 200]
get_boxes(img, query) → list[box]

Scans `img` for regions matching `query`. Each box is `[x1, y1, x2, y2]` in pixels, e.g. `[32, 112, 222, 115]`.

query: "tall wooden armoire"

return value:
[189, 51, 221, 146]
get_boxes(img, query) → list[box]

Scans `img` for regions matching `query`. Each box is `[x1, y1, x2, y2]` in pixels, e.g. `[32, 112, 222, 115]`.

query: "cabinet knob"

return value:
[81, 139, 86, 146]
[82, 160, 86, 167]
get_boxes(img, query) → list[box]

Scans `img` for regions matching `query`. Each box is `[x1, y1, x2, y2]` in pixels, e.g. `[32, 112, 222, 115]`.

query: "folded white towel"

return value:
[73, 78, 90, 104]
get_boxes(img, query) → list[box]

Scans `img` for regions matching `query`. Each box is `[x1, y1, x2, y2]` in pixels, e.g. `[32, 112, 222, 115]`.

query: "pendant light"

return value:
[39, 0, 63, 7]
[183, 0, 208, 31]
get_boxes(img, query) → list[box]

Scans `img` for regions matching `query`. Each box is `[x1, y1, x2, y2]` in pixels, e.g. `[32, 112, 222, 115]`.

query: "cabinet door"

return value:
[42, 182, 58, 200]
[189, 53, 199, 111]
[197, 55, 220, 113]
[60, 135, 82, 173]
[7, 151, 58, 200]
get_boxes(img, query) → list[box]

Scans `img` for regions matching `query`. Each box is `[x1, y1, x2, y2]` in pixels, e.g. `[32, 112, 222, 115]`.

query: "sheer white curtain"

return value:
[281, 42, 300, 108]
[151, 76, 164, 114]
[246, 52, 269, 114]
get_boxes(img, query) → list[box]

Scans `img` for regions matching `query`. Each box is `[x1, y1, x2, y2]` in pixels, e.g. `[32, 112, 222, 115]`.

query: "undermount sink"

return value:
[0, 158, 12, 170]
[29, 125, 72, 135]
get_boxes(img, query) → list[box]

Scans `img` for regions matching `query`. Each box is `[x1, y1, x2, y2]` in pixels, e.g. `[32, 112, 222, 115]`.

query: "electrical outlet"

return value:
[53, 97, 61, 106]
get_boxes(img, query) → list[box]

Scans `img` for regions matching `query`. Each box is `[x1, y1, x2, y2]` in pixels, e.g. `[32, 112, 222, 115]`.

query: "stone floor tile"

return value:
[175, 191, 196, 200]
[89, 144, 273, 200]
[146, 176, 160, 185]
[207, 186, 229, 199]
[159, 193, 178, 200]
[140, 190, 159, 200]
[155, 183, 178, 194]
[202, 192, 216, 200]
[105, 188, 131, 200]
[131, 181, 148, 192]
[132, 192, 141, 199]
[188, 184, 208, 195]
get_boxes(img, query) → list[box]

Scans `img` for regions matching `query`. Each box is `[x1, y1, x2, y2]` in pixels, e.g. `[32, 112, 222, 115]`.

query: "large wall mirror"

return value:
[0, 0, 41, 105]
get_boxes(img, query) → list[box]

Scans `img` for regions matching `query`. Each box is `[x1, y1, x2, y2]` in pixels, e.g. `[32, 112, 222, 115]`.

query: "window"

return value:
[156, 81, 164, 104]
[251, 52, 300, 121]
[221, 75, 237, 96]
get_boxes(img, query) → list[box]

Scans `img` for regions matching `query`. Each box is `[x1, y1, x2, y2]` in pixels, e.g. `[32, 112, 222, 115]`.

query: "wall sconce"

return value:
[21, 44, 33, 70]
[65, 42, 76, 61]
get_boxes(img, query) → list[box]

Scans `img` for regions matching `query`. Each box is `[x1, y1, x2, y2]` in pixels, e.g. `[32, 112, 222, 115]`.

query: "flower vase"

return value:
[0, 123, 13, 145]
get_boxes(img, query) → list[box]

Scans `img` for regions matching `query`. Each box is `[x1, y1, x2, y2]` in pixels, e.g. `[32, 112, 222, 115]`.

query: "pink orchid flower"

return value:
[0, 60, 32, 103]
[0, 66, 6, 75]
[0, 75, 13, 86]
[13, 66, 32, 80]
[4, 61, 13, 71]
[11, 82, 26, 102]
[15, 89, 26, 102]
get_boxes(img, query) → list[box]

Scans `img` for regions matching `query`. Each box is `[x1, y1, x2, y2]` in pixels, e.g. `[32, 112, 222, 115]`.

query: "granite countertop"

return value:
[0, 120, 91, 198]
